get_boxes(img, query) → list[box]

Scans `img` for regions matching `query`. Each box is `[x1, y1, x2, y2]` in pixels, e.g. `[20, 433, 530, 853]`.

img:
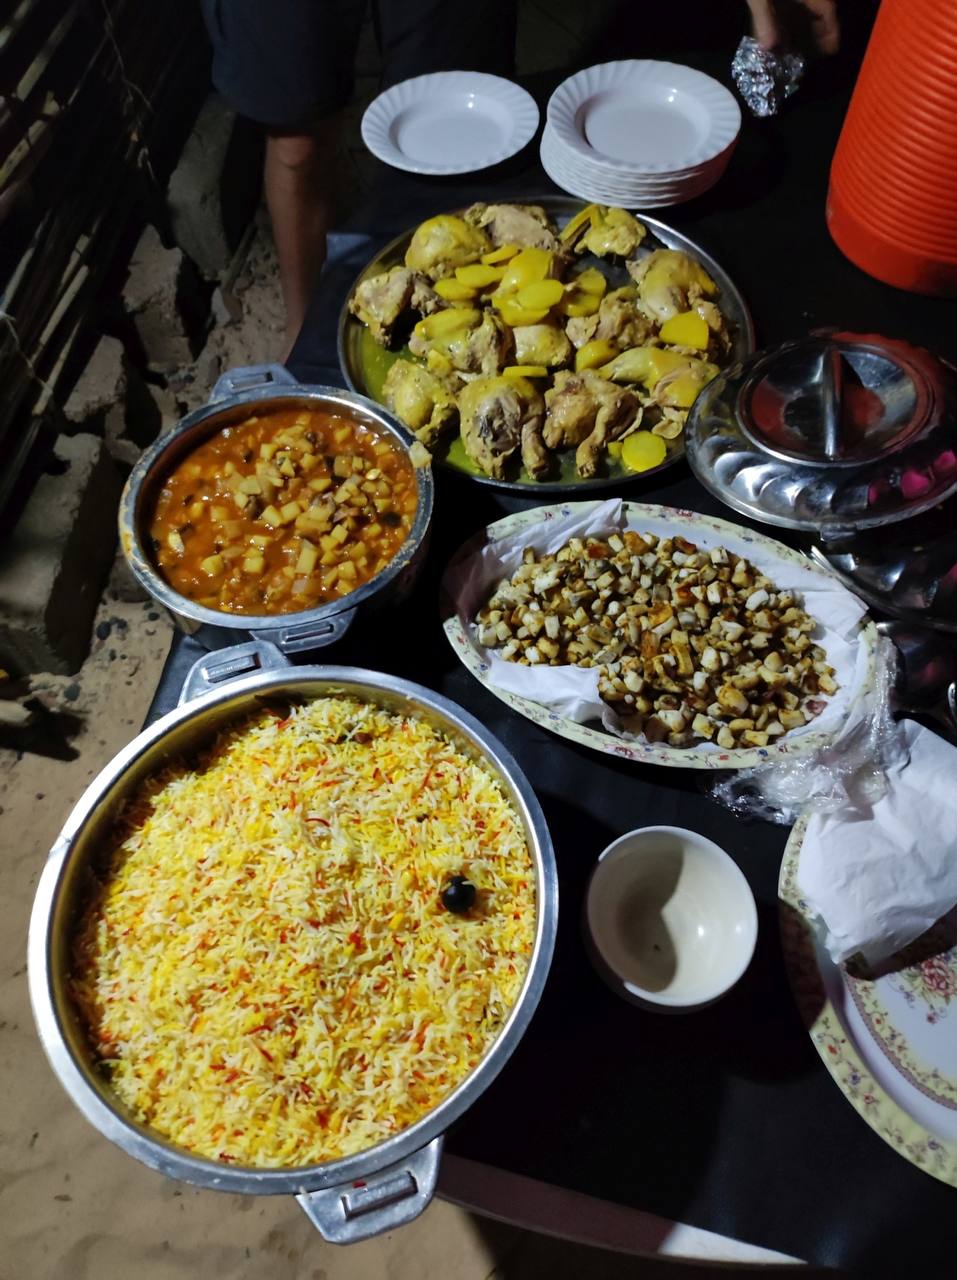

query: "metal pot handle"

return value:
[210, 363, 299, 402]
[296, 1136, 443, 1245]
[250, 606, 357, 656]
[178, 640, 290, 704]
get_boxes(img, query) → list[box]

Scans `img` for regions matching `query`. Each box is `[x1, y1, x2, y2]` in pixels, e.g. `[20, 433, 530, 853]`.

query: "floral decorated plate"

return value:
[779, 815, 957, 1187]
[440, 500, 878, 770]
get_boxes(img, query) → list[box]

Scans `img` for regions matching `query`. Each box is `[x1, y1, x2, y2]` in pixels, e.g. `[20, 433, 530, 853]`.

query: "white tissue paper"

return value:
[445, 497, 872, 746]
[797, 718, 957, 966]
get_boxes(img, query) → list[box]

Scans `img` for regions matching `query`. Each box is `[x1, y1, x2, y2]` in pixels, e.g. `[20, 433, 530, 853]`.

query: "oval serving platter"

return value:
[440, 501, 877, 770]
[338, 196, 755, 495]
[779, 814, 957, 1188]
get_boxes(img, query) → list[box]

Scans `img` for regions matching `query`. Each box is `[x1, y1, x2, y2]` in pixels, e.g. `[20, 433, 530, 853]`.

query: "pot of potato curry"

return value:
[119, 365, 434, 652]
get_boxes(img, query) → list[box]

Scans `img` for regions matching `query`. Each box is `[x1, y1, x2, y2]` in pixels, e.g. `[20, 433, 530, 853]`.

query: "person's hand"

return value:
[746, 0, 840, 55]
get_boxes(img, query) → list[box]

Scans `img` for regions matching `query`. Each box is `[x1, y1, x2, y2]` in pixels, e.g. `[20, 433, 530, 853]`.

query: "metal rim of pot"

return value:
[119, 365, 435, 654]
[28, 642, 558, 1243]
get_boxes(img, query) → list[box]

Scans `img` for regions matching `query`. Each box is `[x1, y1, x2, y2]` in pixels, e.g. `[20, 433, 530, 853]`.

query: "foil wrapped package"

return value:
[732, 35, 805, 117]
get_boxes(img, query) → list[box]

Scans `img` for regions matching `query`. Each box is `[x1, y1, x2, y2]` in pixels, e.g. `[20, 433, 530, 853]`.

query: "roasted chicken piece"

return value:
[348, 267, 439, 346]
[627, 249, 717, 323]
[563, 205, 647, 259]
[512, 323, 572, 369]
[464, 203, 560, 252]
[404, 214, 490, 280]
[458, 375, 548, 480]
[544, 370, 640, 477]
[693, 299, 733, 358]
[600, 346, 719, 408]
[383, 359, 459, 448]
[565, 287, 653, 351]
[409, 308, 512, 376]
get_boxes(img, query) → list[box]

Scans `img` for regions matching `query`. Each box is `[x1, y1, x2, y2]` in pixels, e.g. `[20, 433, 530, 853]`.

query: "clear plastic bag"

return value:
[711, 634, 907, 825]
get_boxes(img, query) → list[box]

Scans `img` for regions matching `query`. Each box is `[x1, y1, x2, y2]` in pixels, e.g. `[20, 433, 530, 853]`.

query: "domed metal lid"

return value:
[685, 331, 957, 532]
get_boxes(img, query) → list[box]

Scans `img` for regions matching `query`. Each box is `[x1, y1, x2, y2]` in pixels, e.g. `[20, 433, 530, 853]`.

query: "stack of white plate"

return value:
[542, 61, 741, 208]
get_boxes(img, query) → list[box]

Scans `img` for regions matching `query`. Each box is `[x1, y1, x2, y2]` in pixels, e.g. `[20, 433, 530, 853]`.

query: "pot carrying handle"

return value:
[178, 640, 290, 705]
[250, 606, 357, 656]
[296, 1136, 443, 1245]
[210, 363, 299, 402]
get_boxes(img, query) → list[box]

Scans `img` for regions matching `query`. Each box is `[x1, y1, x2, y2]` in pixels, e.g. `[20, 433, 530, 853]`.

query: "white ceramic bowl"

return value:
[585, 827, 758, 1011]
[361, 72, 539, 176]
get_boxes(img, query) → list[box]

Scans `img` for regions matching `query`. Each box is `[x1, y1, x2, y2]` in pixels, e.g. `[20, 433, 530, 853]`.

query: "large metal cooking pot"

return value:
[119, 365, 435, 655]
[28, 642, 557, 1243]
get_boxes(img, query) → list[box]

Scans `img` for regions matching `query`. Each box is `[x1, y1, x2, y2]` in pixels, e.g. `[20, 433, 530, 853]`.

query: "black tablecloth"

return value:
[148, 15, 957, 1271]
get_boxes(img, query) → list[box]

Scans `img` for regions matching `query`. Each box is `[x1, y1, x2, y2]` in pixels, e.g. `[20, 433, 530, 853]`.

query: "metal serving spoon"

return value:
[878, 620, 957, 737]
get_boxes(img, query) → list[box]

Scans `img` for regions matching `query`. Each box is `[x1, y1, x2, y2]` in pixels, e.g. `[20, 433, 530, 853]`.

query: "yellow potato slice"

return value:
[559, 290, 602, 318]
[575, 339, 619, 372]
[659, 310, 710, 350]
[456, 263, 506, 288]
[413, 307, 481, 340]
[499, 247, 554, 292]
[572, 267, 608, 297]
[515, 279, 564, 310]
[496, 298, 550, 327]
[621, 432, 668, 472]
[433, 278, 478, 301]
[503, 365, 549, 378]
[481, 243, 520, 264]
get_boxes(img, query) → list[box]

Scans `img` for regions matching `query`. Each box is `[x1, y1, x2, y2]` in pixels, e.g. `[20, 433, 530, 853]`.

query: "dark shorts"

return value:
[202, 0, 518, 131]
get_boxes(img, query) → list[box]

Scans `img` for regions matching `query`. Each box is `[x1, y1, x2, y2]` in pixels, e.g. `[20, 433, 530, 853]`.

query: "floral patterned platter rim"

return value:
[439, 501, 879, 770]
[779, 815, 957, 1187]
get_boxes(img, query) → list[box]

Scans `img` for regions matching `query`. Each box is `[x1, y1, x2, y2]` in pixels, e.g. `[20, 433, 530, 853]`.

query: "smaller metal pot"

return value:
[119, 364, 435, 655]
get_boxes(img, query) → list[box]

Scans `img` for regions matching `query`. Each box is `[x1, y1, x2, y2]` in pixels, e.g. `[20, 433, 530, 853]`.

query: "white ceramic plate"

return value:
[441, 501, 878, 771]
[548, 61, 740, 176]
[541, 124, 734, 189]
[780, 816, 957, 1187]
[540, 126, 724, 208]
[361, 71, 539, 176]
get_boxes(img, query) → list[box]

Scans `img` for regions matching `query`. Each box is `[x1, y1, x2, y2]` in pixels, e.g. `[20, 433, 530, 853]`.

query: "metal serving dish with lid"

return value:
[686, 331, 957, 633]
[686, 332, 957, 534]
[28, 641, 558, 1244]
[119, 364, 435, 654]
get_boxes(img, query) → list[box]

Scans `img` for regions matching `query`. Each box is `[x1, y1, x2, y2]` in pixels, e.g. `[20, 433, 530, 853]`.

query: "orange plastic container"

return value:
[827, 0, 957, 295]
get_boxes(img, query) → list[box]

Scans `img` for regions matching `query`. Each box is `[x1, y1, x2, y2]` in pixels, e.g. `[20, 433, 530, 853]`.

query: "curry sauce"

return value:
[149, 408, 417, 615]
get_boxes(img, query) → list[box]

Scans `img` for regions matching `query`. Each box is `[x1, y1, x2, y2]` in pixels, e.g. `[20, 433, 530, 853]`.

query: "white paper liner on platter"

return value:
[445, 498, 871, 751]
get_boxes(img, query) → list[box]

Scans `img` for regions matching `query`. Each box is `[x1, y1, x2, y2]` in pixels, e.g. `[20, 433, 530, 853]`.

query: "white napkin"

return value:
[797, 719, 957, 966]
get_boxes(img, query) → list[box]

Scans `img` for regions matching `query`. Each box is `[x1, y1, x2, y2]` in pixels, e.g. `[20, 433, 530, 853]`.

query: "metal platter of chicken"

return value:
[340, 199, 754, 492]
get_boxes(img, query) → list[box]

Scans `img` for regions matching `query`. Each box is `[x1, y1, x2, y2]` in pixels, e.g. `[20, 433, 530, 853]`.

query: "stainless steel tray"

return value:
[337, 196, 755, 495]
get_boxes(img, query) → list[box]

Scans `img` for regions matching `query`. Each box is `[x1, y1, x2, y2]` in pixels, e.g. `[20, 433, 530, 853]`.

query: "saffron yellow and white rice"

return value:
[71, 695, 535, 1167]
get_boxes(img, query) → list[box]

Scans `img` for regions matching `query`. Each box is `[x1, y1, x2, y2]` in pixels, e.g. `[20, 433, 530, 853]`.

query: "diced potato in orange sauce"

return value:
[149, 409, 417, 615]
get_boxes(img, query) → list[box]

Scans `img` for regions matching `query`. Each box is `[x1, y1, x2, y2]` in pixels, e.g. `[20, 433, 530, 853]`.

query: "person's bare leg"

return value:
[264, 119, 338, 358]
